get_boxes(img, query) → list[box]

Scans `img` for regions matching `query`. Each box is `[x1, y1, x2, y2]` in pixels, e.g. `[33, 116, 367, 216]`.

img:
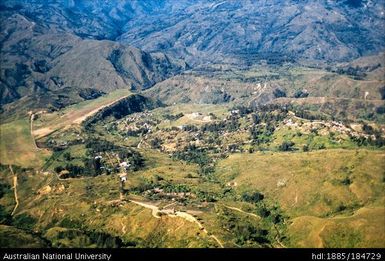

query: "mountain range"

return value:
[0, 0, 384, 107]
[1, 0, 385, 250]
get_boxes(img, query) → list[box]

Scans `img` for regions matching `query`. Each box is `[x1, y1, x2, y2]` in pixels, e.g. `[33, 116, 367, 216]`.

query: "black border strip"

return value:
[0, 248, 384, 261]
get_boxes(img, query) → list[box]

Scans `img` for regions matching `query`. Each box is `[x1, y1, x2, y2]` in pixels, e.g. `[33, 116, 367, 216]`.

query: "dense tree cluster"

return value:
[249, 125, 274, 145]
[78, 88, 105, 100]
[242, 191, 265, 203]
[331, 66, 371, 80]
[53, 139, 145, 178]
[218, 208, 270, 246]
[293, 89, 309, 98]
[278, 141, 296, 151]
[85, 139, 120, 154]
[273, 88, 287, 98]
[172, 144, 215, 175]
[201, 116, 240, 133]
[83, 95, 159, 129]
[163, 113, 184, 121]
[161, 184, 190, 193]
[380, 86, 385, 100]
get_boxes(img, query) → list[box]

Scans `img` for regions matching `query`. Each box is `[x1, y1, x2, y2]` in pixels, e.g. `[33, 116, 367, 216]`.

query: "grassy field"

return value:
[33, 89, 131, 139]
[1, 140, 384, 247]
[1, 83, 384, 248]
[215, 149, 385, 247]
[0, 225, 48, 247]
[0, 118, 51, 168]
[0, 89, 130, 169]
[270, 124, 359, 151]
[216, 149, 385, 217]
[232, 65, 384, 100]
[288, 207, 385, 248]
[0, 161, 215, 248]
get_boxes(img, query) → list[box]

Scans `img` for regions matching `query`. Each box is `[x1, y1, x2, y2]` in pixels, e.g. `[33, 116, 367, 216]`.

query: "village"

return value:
[99, 105, 385, 160]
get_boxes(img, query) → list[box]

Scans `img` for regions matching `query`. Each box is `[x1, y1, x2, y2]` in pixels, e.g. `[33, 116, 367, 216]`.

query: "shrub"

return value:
[149, 137, 163, 149]
[12, 213, 37, 231]
[278, 141, 295, 151]
[242, 192, 265, 203]
[54, 166, 64, 173]
[79, 88, 104, 100]
[380, 86, 385, 100]
[293, 89, 309, 98]
[336, 204, 347, 212]
[0, 206, 12, 225]
[273, 88, 287, 98]
[257, 207, 271, 218]
[341, 177, 352, 185]
[376, 106, 385, 114]
[0, 182, 11, 199]
[63, 152, 72, 161]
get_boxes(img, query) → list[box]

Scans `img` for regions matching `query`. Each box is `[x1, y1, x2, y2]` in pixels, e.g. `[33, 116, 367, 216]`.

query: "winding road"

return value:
[129, 199, 224, 248]
[223, 204, 286, 248]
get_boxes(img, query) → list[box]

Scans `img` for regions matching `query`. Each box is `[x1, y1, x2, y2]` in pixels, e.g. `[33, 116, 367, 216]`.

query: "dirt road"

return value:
[129, 199, 224, 248]
[223, 205, 260, 220]
[223, 204, 286, 248]
[30, 112, 44, 151]
[32, 94, 130, 139]
[9, 165, 19, 216]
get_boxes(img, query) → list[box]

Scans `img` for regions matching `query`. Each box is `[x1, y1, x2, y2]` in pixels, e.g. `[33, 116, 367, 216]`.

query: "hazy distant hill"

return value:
[1, 0, 384, 106]
[120, 0, 385, 66]
[0, 1, 187, 106]
[2, 0, 384, 65]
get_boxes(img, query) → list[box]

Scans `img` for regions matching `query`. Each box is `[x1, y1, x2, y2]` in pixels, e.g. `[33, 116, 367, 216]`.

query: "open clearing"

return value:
[0, 118, 51, 168]
[129, 198, 224, 248]
[32, 89, 131, 139]
[288, 207, 385, 248]
[0, 89, 130, 168]
[0, 170, 214, 248]
[216, 149, 385, 217]
[216, 149, 385, 247]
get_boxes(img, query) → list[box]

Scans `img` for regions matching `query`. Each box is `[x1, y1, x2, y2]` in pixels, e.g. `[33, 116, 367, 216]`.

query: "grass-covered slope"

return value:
[0, 118, 51, 168]
[216, 150, 385, 247]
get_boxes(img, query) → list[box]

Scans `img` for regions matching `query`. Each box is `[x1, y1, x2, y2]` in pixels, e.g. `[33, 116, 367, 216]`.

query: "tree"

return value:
[0, 205, 11, 225]
[251, 114, 260, 124]
[242, 191, 265, 203]
[257, 207, 271, 218]
[149, 137, 162, 149]
[341, 177, 352, 185]
[93, 157, 102, 176]
[63, 152, 72, 161]
[376, 106, 385, 114]
[54, 166, 64, 173]
[293, 89, 309, 98]
[380, 86, 385, 100]
[278, 141, 295, 151]
[273, 88, 286, 98]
